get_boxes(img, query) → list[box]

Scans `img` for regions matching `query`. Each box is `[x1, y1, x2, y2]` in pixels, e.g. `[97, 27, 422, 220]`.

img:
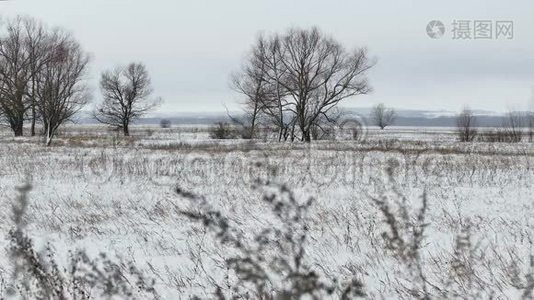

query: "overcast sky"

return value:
[1, 0, 533, 114]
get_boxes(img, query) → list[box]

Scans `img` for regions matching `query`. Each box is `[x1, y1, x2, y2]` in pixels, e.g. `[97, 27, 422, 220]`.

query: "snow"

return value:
[0, 125, 533, 298]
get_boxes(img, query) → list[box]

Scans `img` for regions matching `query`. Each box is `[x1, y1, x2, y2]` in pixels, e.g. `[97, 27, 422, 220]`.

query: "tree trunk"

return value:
[249, 117, 256, 139]
[123, 125, 130, 136]
[30, 76, 37, 136]
[12, 120, 24, 137]
[31, 105, 36, 136]
[302, 130, 311, 142]
[46, 125, 52, 146]
[250, 101, 258, 139]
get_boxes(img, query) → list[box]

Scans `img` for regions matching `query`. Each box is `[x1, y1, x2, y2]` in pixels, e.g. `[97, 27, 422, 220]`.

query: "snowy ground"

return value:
[0, 125, 533, 298]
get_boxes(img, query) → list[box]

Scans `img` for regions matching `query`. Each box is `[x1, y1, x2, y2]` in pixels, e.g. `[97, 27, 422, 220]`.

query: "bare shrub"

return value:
[160, 119, 171, 128]
[208, 122, 238, 139]
[371, 159, 534, 298]
[497, 250, 534, 298]
[431, 222, 495, 298]
[478, 112, 525, 143]
[371, 161, 429, 298]
[503, 111, 524, 142]
[456, 107, 477, 142]
[478, 128, 518, 143]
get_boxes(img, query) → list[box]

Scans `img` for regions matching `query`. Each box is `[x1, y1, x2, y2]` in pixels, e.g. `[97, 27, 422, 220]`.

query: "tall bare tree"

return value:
[257, 35, 295, 141]
[94, 63, 161, 136]
[231, 38, 269, 139]
[24, 17, 49, 136]
[0, 17, 34, 136]
[371, 103, 396, 130]
[456, 107, 477, 142]
[35, 30, 90, 146]
[232, 35, 293, 141]
[233, 27, 374, 142]
[0, 16, 51, 137]
[280, 27, 373, 142]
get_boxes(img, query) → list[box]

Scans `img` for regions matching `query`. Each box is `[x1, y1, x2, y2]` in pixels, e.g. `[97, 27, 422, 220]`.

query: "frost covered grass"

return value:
[0, 125, 533, 298]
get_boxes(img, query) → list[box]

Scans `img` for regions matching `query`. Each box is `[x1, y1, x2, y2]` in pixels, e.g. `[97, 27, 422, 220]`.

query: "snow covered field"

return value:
[1, 125, 533, 298]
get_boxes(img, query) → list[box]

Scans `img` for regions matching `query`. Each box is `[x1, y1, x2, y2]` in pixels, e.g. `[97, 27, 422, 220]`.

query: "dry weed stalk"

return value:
[177, 179, 365, 299]
[6, 181, 158, 299]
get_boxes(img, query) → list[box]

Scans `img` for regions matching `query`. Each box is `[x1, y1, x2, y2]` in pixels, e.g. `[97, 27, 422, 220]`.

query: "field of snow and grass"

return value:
[0, 124, 533, 298]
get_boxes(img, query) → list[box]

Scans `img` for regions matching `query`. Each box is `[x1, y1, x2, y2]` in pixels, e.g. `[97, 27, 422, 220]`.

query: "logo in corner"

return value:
[426, 20, 445, 39]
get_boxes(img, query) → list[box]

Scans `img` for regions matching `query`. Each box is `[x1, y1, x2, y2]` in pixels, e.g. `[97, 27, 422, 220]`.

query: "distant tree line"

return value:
[0, 15, 160, 144]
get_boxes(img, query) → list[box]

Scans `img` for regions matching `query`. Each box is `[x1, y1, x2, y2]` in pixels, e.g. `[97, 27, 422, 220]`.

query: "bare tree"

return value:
[231, 38, 269, 139]
[0, 17, 35, 136]
[528, 88, 534, 142]
[456, 107, 477, 142]
[24, 17, 49, 136]
[94, 63, 161, 136]
[0, 16, 53, 137]
[503, 110, 524, 143]
[281, 27, 374, 142]
[232, 35, 295, 141]
[35, 30, 90, 146]
[258, 35, 297, 141]
[310, 107, 343, 140]
[527, 112, 534, 143]
[234, 27, 374, 142]
[371, 103, 396, 130]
